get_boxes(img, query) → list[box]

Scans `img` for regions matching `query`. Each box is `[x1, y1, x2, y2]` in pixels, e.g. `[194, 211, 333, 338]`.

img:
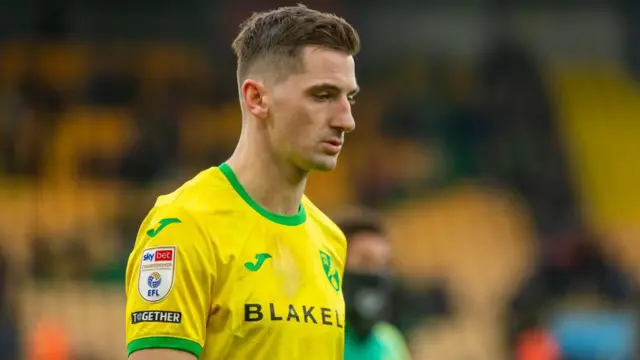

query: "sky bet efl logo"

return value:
[143, 249, 173, 262]
[138, 246, 176, 303]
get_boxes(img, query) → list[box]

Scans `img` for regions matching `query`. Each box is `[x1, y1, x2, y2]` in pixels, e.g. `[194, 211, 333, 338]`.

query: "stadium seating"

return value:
[384, 185, 535, 359]
[552, 65, 640, 278]
[21, 284, 126, 358]
[0, 42, 89, 91]
[3, 40, 640, 358]
[47, 107, 136, 182]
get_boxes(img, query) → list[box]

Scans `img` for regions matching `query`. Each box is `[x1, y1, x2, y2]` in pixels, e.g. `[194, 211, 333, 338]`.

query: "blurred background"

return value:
[1, 0, 640, 359]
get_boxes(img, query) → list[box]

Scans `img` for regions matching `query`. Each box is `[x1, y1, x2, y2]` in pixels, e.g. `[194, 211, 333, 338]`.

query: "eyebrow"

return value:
[307, 83, 360, 96]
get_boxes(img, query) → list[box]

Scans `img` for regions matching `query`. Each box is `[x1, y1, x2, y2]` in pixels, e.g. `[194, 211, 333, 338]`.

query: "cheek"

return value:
[270, 101, 296, 135]
[270, 99, 324, 153]
[347, 242, 391, 272]
[288, 106, 318, 140]
[270, 107, 311, 154]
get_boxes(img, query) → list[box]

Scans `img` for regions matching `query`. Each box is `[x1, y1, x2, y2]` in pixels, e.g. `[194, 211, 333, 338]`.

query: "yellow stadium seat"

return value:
[384, 185, 534, 300]
[0, 41, 29, 86]
[0, 42, 89, 91]
[136, 43, 211, 82]
[34, 43, 90, 92]
[552, 65, 640, 231]
[21, 284, 126, 358]
[384, 186, 534, 360]
[179, 104, 241, 158]
[0, 179, 39, 270]
[0, 180, 123, 267]
[46, 107, 135, 182]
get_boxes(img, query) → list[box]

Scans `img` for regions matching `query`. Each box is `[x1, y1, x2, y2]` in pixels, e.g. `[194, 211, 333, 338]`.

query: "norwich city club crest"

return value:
[319, 250, 341, 292]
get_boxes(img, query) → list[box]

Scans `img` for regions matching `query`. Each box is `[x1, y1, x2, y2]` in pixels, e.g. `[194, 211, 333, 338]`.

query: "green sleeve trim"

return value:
[128, 337, 202, 358]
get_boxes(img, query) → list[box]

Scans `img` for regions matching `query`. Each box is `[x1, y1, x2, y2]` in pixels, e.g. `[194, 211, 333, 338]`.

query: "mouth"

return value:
[321, 138, 343, 154]
[324, 138, 343, 147]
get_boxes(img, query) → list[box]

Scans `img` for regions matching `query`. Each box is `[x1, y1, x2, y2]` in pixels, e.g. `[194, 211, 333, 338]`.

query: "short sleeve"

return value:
[125, 205, 216, 358]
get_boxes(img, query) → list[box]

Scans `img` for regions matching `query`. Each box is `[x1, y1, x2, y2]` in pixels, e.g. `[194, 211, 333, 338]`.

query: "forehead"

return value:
[348, 232, 389, 255]
[346, 232, 390, 271]
[290, 46, 357, 89]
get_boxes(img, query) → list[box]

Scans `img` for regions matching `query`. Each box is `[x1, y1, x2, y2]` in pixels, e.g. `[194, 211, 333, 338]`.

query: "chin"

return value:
[314, 163, 337, 172]
[305, 155, 339, 172]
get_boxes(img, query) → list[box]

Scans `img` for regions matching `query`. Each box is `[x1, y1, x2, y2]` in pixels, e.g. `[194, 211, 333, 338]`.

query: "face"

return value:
[345, 231, 391, 274]
[260, 46, 359, 172]
[343, 231, 392, 336]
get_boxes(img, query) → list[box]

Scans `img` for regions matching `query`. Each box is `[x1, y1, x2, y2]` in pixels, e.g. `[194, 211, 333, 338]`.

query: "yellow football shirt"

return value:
[125, 163, 347, 359]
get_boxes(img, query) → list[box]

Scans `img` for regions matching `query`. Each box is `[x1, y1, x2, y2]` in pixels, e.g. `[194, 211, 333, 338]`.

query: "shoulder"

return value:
[154, 166, 240, 214]
[129, 197, 220, 285]
[133, 203, 211, 261]
[133, 167, 230, 249]
[303, 196, 346, 246]
[373, 322, 411, 358]
[136, 166, 250, 257]
[146, 166, 250, 236]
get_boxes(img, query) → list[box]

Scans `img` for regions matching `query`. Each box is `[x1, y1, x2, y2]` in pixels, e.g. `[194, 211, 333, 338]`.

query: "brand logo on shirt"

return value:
[138, 246, 176, 303]
[147, 272, 162, 289]
[319, 250, 341, 292]
[131, 311, 182, 324]
[244, 303, 344, 329]
[146, 218, 182, 238]
[244, 253, 272, 271]
[143, 249, 173, 263]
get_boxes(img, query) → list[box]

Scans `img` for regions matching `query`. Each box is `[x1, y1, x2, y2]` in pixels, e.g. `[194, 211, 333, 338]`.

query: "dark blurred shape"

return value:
[30, 235, 58, 281]
[9, 58, 66, 176]
[18, 66, 65, 114]
[620, 0, 640, 82]
[390, 280, 451, 335]
[0, 245, 20, 360]
[508, 230, 637, 356]
[476, 34, 581, 238]
[118, 82, 183, 185]
[61, 238, 92, 281]
[34, 0, 72, 39]
[380, 56, 441, 142]
[84, 46, 139, 107]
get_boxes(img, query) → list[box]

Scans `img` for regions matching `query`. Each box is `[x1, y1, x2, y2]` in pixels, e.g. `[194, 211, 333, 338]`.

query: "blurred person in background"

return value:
[336, 209, 411, 360]
[510, 229, 637, 360]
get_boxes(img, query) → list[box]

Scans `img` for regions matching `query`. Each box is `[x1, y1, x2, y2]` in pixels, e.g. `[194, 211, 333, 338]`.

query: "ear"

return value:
[241, 79, 268, 120]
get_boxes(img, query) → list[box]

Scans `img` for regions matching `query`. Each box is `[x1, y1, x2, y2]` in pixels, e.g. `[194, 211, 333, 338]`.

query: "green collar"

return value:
[219, 162, 307, 226]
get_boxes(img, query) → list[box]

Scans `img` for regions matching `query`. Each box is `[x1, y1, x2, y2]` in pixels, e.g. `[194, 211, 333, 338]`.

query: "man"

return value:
[125, 5, 360, 360]
[336, 210, 412, 360]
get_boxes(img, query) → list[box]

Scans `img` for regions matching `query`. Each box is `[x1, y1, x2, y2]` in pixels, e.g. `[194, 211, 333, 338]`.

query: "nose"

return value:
[338, 112, 356, 134]
[331, 97, 356, 133]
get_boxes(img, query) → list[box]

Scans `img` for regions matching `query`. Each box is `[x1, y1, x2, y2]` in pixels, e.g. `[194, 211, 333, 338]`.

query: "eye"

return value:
[347, 96, 356, 105]
[314, 92, 332, 102]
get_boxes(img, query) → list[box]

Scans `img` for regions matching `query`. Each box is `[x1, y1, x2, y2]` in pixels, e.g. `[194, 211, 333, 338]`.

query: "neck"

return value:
[226, 132, 308, 216]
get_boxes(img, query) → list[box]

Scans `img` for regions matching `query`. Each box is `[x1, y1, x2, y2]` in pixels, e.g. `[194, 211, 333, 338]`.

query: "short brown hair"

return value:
[231, 4, 360, 81]
[333, 208, 386, 241]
